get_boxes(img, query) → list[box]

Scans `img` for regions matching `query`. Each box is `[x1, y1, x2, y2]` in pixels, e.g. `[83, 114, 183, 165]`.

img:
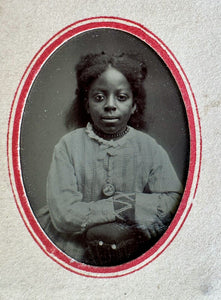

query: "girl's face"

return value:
[87, 67, 136, 135]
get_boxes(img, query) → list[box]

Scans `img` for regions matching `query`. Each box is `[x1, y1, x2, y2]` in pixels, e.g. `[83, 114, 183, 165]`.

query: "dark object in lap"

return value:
[84, 222, 159, 266]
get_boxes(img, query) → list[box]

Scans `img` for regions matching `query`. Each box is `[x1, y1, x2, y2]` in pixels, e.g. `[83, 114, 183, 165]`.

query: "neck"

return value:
[92, 125, 129, 140]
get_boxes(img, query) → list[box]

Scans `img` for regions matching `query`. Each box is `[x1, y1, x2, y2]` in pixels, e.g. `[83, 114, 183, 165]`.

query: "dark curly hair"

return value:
[66, 52, 148, 130]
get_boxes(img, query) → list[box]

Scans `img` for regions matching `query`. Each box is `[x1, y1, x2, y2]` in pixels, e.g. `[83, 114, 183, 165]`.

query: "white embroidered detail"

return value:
[85, 123, 134, 148]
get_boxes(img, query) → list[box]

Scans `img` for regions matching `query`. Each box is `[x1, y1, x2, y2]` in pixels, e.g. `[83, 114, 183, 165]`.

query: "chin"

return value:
[103, 128, 118, 134]
[99, 124, 117, 133]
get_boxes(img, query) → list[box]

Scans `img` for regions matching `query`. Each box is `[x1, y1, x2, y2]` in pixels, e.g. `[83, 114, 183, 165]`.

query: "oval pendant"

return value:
[102, 183, 115, 197]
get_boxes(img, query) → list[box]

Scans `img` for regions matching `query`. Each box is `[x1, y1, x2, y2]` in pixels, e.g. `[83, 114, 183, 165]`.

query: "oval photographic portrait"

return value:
[8, 17, 201, 277]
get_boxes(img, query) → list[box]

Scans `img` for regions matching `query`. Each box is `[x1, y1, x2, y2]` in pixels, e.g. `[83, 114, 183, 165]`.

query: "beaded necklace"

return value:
[92, 125, 130, 140]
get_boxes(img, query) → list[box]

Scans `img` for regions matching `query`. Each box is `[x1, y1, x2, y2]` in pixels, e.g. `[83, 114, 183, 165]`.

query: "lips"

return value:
[101, 117, 119, 123]
[102, 116, 119, 120]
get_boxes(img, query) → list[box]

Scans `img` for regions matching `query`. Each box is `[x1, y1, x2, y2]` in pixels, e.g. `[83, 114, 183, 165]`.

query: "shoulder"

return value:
[129, 127, 168, 158]
[54, 127, 87, 152]
[61, 127, 86, 142]
[130, 127, 159, 148]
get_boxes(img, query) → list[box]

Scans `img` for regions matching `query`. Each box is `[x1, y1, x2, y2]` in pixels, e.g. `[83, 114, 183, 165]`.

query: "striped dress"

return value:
[38, 123, 182, 263]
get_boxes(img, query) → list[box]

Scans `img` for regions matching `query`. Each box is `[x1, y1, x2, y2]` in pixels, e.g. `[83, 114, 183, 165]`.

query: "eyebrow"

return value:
[90, 87, 131, 93]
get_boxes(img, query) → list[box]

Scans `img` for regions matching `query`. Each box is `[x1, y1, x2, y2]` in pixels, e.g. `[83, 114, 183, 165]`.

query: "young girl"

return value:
[38, 52, 182, 266]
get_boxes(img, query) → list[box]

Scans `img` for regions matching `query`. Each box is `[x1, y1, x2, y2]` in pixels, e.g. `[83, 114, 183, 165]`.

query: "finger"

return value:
[149, 227, 157, 238]
[154, 223, 162, 234]
[144, 229, 152, 240]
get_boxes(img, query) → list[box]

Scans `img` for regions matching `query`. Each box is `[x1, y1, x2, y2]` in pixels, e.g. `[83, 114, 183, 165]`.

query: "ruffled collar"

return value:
[85, 123, 134, 148]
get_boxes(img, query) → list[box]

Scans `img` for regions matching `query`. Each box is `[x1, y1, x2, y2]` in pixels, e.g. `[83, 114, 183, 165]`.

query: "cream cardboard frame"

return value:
[7, 17, 201, 278]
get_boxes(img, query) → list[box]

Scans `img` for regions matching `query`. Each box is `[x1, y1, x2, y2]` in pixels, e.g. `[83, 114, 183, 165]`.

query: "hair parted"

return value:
[66, 52, 148, 130]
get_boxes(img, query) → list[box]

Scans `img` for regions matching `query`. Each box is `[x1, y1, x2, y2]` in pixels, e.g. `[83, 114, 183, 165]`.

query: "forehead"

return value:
[90, 67, 131, 90]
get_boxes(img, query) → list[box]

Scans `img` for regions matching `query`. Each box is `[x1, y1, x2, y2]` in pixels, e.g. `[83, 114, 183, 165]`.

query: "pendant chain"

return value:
[102, 154, 115, 197]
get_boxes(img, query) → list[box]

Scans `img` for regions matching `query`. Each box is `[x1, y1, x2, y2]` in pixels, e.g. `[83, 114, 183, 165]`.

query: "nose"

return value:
[104, 95, 116, 111]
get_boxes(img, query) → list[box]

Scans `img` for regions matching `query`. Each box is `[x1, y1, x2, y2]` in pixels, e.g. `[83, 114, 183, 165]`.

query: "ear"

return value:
[131, 103, 137, 114]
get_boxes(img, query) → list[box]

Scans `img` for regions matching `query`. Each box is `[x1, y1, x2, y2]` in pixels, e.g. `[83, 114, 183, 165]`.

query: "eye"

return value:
[117, 94, 129, 101]
[94, 93, 105, 102]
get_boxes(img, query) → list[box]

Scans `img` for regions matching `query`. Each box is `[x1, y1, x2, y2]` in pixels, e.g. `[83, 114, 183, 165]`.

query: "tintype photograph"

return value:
[20, 28, 190, 266]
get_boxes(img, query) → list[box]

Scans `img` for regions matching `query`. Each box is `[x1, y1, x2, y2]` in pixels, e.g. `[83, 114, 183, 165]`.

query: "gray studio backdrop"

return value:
[20, 29, 190, 213]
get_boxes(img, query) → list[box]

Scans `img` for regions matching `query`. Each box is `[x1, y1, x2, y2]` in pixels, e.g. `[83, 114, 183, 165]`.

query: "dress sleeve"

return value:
[111, 143, 183, 238]
[47, 142, 116, 235]
[135, 144, 183, 237]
